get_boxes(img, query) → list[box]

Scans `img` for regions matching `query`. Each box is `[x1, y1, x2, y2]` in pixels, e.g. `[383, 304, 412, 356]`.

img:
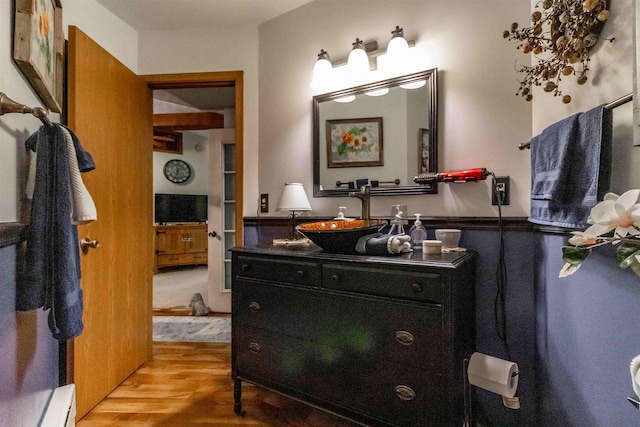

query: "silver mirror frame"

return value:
[312, 68, 438, 197]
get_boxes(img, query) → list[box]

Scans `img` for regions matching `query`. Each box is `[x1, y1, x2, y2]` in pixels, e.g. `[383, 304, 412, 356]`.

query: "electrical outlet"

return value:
[260, 193, 269, 213]
[492, 176, 510, 206]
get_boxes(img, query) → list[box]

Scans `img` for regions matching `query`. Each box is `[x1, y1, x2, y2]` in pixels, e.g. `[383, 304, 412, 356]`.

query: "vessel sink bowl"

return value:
[296, 219, 386, 254]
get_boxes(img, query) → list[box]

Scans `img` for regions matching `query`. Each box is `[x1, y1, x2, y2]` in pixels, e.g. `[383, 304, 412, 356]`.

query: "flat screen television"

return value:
[154, 193, 208, 224]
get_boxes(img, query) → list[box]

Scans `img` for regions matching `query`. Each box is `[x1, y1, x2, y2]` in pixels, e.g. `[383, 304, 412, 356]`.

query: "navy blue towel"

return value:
[18, 124, 95, 341]
[528, 104, 612, 229]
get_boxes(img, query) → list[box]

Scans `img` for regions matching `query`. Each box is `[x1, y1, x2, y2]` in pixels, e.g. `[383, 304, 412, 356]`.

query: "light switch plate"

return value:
[260, 193, 269, 213]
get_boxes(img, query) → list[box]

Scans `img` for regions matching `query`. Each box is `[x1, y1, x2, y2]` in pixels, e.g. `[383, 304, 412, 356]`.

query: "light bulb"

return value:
[310, 49, 332, 91]
[347, 38, 370, 82]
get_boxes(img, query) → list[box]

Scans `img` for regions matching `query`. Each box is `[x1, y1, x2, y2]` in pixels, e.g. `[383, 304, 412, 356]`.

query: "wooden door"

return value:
[67, 27, 153, 419]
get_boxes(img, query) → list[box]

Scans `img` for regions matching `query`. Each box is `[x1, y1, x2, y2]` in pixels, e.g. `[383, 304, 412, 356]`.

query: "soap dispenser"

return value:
[409, 213, 427, 249]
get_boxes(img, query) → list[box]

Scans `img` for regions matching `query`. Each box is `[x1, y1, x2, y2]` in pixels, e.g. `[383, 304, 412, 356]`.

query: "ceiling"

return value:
[96, 0, 313, 31]
[97, 0, 312, 111]
[154, 87, 236, 111]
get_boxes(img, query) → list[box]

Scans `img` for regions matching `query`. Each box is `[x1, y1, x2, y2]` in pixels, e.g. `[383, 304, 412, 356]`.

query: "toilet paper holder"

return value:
[463, 355, 520, 427]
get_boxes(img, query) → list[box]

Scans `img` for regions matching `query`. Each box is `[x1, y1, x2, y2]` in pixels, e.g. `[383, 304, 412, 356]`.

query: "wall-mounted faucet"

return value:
[349, 184, 371, 221]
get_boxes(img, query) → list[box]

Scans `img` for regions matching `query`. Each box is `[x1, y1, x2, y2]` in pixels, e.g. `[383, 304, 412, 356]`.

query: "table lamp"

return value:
[275, 183, 312, 243]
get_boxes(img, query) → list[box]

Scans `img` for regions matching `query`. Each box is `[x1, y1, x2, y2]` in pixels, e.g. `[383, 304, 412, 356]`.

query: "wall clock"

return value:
[163, 159, 191, 184]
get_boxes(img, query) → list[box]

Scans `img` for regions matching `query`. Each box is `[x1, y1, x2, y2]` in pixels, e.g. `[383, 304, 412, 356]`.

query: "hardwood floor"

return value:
[77, 341, 356, 426]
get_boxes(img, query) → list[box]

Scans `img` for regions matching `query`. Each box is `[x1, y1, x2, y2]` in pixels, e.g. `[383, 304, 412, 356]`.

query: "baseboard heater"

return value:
[41, 384, 76, 427]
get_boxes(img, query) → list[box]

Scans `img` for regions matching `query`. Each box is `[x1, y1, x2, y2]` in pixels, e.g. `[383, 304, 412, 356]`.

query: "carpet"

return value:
[152, 316, 231, 343]
[153, 266, 208, 310]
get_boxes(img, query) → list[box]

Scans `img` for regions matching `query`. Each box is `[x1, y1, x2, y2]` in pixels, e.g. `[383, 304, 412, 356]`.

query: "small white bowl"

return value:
[435, 229, 461, 249]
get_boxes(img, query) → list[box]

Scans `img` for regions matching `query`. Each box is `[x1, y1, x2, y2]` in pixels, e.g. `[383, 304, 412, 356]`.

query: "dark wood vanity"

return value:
[231, 246, 476, 426]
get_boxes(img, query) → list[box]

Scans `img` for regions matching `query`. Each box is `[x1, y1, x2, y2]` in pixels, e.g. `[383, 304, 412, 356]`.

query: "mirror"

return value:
[313, 68, 438, 197]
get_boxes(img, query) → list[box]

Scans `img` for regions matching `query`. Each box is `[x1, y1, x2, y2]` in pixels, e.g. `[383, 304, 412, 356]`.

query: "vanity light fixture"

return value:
[310, 26, 418, 93]
[364, 88, 390, 97]
[347, 38, 370, 82]
[310, 49, 333, 91]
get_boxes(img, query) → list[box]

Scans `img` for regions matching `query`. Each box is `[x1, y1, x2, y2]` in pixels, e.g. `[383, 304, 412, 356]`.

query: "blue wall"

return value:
[245, 220, 640, 426]
[0, 246, 59, 427]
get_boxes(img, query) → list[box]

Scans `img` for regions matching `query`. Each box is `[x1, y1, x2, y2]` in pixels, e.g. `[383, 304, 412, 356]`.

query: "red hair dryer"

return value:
[414, 167, 490, 184]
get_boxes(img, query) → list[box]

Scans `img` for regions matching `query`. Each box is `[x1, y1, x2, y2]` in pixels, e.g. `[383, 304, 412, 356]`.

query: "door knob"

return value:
[208, 231, 217, 237]
[80, 237, 100, 252]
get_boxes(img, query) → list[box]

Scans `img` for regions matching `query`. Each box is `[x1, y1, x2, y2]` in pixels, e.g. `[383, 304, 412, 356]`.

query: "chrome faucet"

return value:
[349, 184, 371, 221]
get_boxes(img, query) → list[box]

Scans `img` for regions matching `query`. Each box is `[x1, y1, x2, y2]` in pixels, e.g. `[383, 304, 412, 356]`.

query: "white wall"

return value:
[62, 0, 138, 73]
[137, 26, 259, 215]
[153, 131, 210, 199]
[258, 0, 533, 219]
[531, 0, 638, 192]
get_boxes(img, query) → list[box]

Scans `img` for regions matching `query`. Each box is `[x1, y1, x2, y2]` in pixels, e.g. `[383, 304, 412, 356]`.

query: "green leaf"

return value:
[562, 246, 589, 265]
[617, 244, 640, 269]
[337, 143, 346, 156]
[349, 127, 361, 135]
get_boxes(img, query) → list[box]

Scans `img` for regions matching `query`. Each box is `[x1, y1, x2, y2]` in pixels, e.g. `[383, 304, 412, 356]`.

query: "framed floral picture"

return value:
[13, 0, 64, 113]
[326, 117, 383, 168]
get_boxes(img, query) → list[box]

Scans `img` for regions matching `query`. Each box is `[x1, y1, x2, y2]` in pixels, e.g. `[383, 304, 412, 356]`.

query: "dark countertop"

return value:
[231, 244, 475, 270]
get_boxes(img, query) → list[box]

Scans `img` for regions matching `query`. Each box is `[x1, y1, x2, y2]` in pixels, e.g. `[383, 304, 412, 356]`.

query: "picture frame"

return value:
[419, 128, 436, 174]
[326, 117, 383, 168]
[13, 0, 64, 113]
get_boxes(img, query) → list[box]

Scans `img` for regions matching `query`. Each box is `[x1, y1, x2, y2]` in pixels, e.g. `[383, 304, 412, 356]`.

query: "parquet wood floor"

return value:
[77, 341, 356, 426]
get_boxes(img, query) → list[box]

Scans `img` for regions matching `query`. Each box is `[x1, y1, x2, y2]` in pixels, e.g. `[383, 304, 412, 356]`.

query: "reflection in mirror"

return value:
[313, 69, 438, 197]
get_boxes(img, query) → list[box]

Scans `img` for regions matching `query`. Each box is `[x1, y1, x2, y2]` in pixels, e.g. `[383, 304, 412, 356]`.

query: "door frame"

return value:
[144, 71, 244, 248]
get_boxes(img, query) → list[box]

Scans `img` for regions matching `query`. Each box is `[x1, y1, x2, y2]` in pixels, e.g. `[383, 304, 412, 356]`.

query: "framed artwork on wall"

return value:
[325, 117, 383, 168]
[13, 0, 64, 113]
[418, 128, 435, 174]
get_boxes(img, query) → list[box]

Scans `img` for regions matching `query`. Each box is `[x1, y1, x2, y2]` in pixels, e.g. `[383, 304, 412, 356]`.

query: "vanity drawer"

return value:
[322, 264, 443, 304]
[235, 255, 320, 286]
[368, 301, 443, 371]
[234, 325, 445, 426]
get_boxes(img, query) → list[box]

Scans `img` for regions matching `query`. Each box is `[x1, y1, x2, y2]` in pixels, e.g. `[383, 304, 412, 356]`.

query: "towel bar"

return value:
[518, 92, 633, 150]
[0, 92, 52, 126]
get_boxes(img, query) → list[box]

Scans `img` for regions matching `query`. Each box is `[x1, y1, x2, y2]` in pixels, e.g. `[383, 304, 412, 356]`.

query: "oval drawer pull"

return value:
[249, 342, 261, 353]
[249, 302, 261, 312]
[297, 270, 305, 278]
[412, 283, 423, 293]
[395, 331, 415, 346]
[331, 274, 340, 282]
[241, 264, 251, 272]
[395, 385, 416, 401]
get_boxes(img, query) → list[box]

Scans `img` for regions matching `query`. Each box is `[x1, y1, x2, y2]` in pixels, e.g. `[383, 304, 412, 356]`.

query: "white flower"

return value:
[583, 190, 640, 238]
[568, 231, 597, 246]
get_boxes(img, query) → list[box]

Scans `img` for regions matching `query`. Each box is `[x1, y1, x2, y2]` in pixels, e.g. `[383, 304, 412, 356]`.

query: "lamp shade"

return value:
[347, 38, 370, 82]
[276, 183, 312, 211]
[310, 49, 332, 91]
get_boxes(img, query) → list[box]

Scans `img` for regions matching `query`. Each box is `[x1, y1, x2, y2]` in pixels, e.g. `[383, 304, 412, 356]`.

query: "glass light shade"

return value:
[387, 35, 409, 59]
[365, 88, 389, 97]
[400, 80, 426, 89]
[347, 40, 370, 82]
[334, 95, 356, 103]
[310, 52, 333, 91]
[276, 183, 311, 211]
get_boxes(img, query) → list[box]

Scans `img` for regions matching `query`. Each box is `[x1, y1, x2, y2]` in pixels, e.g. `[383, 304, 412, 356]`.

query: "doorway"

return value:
[145, 72, 244, 320]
